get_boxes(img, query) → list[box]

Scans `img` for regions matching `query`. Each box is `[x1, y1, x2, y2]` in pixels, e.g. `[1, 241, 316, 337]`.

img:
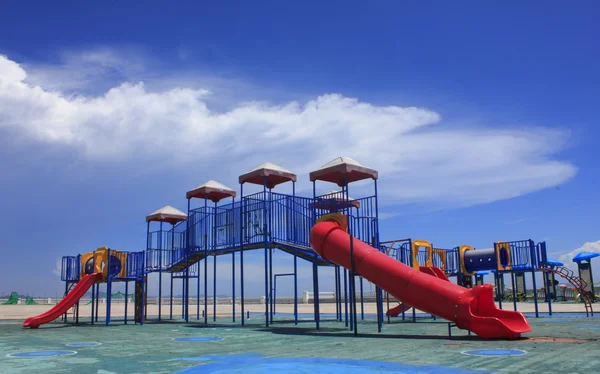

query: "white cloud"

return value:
[559, 240, 600, 272]
[0, 53, 577, 208]
[52, 258, 61, 277]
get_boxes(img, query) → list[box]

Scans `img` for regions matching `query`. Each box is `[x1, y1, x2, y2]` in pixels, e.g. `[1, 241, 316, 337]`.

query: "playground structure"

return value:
[24, 157, 596, 338]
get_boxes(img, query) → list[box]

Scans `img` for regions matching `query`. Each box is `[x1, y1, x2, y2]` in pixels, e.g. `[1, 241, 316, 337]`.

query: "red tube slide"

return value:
[23, 273, 102, 328]
[310, 221, 531, 339]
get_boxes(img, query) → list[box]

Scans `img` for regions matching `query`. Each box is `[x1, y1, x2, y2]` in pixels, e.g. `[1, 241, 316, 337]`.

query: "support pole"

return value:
[268, 188, 274, 324]
[344, 268, 348, 327]
[543, 271, 553, 316]
[294, 247, 298, 325]
[170, 274, 173, 320]
[373, 179, 383, 332]
[312, 181, 320, 330]
[106, 248, 111, 326]
[95, 283, 99, 322]
[213, 254, 217, 321]
[204, 198, 208, 324]
[91, 281, 95, 325]
[240, 183, 245, 326]
[360, 276, 364, 320]
[185, 198, 191, 322]
[124, 281, 128, 324]
[511, 272, 517, 311]
[530, 240, 539, 318]
[263, 177, 269, 327]
[232, 251, 236, 322]
[158, 221, 163, 321]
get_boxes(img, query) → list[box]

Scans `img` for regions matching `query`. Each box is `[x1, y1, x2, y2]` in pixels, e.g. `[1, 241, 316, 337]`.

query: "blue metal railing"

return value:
[61, 256, 80, 282]
[536, 241, 548, 265]
[445, 247, 460, 275]
[400, 242, 412, 266]
[126, 251, 145, 279]
[503, 240, 535, 269]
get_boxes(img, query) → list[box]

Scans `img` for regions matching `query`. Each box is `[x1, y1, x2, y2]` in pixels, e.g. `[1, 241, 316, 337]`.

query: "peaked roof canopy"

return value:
[572, 252, 600, 264]
[239, 162, 297, 189]
[146, 206, 188, 225]
[186, 180, 236, 202]
[309, 157, 378, 186]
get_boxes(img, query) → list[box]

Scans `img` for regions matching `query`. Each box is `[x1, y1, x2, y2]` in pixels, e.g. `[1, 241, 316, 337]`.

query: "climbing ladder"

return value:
[539, 264, 594, 317]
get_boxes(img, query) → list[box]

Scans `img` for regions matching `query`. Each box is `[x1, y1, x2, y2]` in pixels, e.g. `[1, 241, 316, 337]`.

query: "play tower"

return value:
[35, 156, 593, 338]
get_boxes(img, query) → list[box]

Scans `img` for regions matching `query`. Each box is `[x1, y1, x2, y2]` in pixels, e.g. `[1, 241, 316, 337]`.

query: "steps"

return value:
[539, 264, 594, 316]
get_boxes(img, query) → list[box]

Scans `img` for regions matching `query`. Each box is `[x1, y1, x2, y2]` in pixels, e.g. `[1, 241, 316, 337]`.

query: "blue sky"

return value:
[1, 1, 599, 298]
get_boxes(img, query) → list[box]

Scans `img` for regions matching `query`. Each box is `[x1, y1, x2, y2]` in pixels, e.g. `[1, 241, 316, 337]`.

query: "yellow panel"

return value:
[316, 213, 348, 232]
[495, 241, 512, 271]
[459, 245, 475, 276]
[411, 240, 433, 269]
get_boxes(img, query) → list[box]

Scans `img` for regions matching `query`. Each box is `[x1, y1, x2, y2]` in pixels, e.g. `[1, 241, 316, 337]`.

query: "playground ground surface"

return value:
[0, 300, 591, 321]
[1, 310, 599, 374]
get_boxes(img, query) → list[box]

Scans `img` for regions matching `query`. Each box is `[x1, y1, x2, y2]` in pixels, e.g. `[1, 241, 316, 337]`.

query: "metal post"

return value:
[91, 280, 95, 325]
[360, 276, 364, 320]
[374, 179, 383, 332]
[511, 272, 517, 311]
[240, 183, 245, 326]
[312, 181, 320, 330]
[95, 283, 99, 322]
[268, 188, 274, 324]
[346, 182, 357, 335]
[158, 221, 163, 321]
[530, 240, 539, 317]
[213, 201, 218, 322]
[232, 251, 236, 322]
[106, 247, 111, 326]
[263, 177, 269, 327]
[344, 268, 348, 327]
[170, 274, 173, 319]
[185, 198, 192, 322]
[294, 247, 298, 325]
[197, 263, 200, 320]
[63, 281, 68, 322]
[292, 181, 298, 326]
[496, 272, 503, 309]
[204, 247, 208, 324]
[124, 281, 128, 324]
[204, 199, 208, 324]
[334, 266, 339, 320]
[531, 269, 539, 318]
[213, 256, 217, 321]
[336, 266, 342, 321]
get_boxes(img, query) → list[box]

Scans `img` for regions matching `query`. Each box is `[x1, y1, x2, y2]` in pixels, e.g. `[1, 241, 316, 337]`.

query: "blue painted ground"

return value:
[174, 354, 482, 373]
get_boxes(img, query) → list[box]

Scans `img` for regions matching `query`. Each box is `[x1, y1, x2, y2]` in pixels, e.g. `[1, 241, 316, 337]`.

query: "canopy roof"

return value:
[309, 157, 378, 186]
[572, 252, 600, 264]
[239, 162, 296, 189]
[545, 259, 565, 267]
[146, 206, 188, 225]
[186, 180, 236, 202]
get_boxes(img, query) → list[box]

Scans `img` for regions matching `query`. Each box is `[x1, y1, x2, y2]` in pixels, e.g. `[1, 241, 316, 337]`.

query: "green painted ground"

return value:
[1, 313, 599, 373]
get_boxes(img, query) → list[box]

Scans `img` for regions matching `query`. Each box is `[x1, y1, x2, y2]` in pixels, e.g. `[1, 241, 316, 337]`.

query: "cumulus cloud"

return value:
[52, 258, 61, 277]
[559, 240, 600, 272]
[0, 54, 577, 208]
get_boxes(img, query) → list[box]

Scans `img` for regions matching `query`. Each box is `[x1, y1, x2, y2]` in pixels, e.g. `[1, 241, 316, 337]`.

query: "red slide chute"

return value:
[310, 220, 531, 339]
[24, 272, 102, 329]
